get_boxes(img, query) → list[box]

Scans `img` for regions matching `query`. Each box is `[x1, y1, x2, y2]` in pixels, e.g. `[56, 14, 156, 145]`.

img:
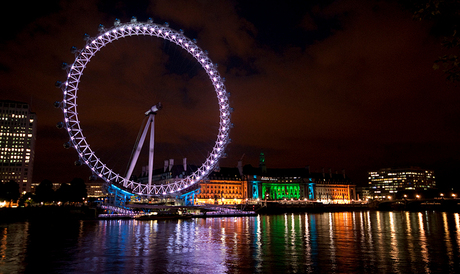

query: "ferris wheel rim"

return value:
[60, 19, 231, 196]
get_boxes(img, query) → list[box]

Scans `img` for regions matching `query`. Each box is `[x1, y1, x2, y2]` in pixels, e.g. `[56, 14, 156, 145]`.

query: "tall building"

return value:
[368, 167, 436, 199]
[0, 100, 37, 193]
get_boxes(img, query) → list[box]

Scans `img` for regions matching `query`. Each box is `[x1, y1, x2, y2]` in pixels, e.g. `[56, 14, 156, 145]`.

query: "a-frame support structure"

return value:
[125, 103, 162, 189]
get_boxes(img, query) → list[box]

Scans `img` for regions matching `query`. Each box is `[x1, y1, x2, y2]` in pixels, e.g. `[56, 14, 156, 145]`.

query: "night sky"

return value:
[1, 0, 459, 189]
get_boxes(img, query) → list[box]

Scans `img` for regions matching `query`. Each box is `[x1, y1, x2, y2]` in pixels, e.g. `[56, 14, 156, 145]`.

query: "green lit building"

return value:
[243, 154, 355, 202]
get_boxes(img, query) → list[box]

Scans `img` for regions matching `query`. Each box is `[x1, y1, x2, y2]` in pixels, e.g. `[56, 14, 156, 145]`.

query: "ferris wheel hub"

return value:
[145, 102, 162, 115]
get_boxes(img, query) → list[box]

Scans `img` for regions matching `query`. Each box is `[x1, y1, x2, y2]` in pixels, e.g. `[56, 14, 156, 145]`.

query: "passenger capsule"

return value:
[70, 46, 78, 54]
[56, 122, 64, 129]
[53, 101, 61, 108]
[63, 142, 71, 149]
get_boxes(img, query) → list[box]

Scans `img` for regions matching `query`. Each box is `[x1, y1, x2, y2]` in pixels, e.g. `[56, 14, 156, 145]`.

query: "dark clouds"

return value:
[1, 0, 459, 188]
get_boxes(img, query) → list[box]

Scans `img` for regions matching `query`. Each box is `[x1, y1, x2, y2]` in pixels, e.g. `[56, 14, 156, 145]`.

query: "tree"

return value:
[406, 0, 460, 82]
[0, 180, 20, 202]
[0, 182, 4, 201]
[56, 182, 72, 203]
[69, 178, 87, 202]
[35, 179, 55, 203]
[19, 192, 35, 206]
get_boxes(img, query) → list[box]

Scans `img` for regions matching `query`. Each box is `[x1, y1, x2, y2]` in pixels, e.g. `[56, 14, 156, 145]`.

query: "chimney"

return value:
[322, 167, 325, 178]
[238, 160, 243, 177]
[169, 159, 174, 171]
[164, 160, 168, 172]
[183, 158, 187, 172]
[329, 168, 332, 178]
[342, 169, 346, 179]
[305, 165, 310, 174]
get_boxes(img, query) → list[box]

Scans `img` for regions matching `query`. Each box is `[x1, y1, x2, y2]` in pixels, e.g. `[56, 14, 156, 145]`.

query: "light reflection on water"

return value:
[1, 211, 460, 273]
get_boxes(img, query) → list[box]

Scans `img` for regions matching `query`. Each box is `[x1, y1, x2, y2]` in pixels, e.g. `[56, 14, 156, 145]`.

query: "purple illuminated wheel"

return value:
[58, 17, 231, 196]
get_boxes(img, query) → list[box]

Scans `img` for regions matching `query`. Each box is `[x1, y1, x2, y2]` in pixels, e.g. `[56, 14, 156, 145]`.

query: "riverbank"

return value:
[0, 206, 98, 223]
[3, 199, 459, 223]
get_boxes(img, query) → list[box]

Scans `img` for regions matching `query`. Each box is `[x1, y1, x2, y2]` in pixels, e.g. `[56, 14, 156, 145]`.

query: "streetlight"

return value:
[416, 195, 420, 199]
[452, 194, 456, 199]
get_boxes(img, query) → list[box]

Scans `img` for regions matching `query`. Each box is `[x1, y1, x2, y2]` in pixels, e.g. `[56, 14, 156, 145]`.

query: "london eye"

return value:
[56, 17, 231, 197]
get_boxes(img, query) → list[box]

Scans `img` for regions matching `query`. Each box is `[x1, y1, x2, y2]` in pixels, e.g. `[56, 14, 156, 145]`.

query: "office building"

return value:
[0, 100, 37, 193]
[368, 167, 436, 199]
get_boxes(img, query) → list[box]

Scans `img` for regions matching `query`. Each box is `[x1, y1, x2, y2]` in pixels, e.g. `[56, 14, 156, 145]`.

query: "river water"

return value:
[1, 211, 460, 273]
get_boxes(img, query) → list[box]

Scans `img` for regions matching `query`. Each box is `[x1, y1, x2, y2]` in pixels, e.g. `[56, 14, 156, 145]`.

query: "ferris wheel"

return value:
[55, 17, 231, 196]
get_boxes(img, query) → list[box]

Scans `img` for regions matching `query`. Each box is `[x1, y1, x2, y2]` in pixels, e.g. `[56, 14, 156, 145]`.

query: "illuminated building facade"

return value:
[0, 100, 36, 193]
[86, 181, 105, 198]
[135, 161, 247, 205]
[196, 167, 247, 205]
[249, 171, 307, 200]
[310, 169, 356, 203]
[245, 160, 356, 203]
[134, 154, 356, 204]
[368, 167, 436, 199]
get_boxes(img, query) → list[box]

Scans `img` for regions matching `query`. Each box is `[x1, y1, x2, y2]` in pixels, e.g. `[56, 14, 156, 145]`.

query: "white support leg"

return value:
[148, 115, 155, 188]
[125, 103, 161, 189]
[125, 116, 151, 185]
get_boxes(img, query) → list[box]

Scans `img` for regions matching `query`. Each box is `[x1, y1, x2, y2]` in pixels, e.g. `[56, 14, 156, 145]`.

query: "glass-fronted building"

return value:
[0, 100, 37, 193]
[368, 167, 436, 199]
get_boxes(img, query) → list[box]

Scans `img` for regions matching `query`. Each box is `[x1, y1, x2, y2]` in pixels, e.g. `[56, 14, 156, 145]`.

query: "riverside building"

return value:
[0, 100, 37, 193]
[133, 159, 248, 205]
[244, 154, 356, 203]
[195, 167, 248, 205]
[368, 167, 436, 199]
[131, 154, 356, 204]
